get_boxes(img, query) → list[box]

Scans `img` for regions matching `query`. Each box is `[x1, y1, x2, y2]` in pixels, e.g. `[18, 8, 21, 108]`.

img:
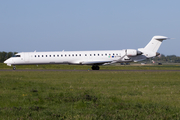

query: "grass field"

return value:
[0, 64, 180, 119]
[1, 63, 180, 70]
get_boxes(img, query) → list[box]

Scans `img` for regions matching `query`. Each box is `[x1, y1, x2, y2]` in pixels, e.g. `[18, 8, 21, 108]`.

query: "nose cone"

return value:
[4, 59, 12, 66]
[4, 60, 8, 64]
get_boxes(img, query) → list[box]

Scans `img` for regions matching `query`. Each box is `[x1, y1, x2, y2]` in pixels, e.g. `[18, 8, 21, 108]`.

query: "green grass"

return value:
[1, 63, 180, 70]
[0, 64, 180, 119]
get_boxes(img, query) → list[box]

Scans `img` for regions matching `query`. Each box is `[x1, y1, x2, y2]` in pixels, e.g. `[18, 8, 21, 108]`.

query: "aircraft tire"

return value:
[13, 66, 16, 70]
[91, 65, 100, 70]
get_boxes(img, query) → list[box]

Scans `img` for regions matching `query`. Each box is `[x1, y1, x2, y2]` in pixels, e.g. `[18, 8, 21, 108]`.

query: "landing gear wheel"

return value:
[13, 66, 16, 70]
[91, 65, 100, 70]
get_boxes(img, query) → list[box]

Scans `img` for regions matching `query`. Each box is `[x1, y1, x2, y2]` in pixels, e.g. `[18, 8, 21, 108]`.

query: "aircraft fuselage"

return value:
[4, 36, 169, 70]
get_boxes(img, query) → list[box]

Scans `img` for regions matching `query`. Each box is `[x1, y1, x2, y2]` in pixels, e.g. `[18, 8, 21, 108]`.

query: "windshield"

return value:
[13, 55, 21, 57]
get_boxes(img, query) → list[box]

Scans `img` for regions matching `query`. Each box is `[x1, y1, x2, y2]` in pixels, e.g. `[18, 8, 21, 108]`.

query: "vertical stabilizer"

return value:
[144, 36, 168, 52]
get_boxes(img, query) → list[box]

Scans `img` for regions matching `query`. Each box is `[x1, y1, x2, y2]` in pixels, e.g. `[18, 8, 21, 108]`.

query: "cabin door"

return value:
[24, 53, 30, 62]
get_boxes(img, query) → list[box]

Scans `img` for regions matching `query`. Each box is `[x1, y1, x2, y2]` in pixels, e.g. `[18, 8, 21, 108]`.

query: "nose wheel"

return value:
[91, 65, 100, 70]
[13, 66, 16, 70]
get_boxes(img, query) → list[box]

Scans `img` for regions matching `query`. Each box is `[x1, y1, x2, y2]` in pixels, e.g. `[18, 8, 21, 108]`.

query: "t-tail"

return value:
[138, 35, 168, 58]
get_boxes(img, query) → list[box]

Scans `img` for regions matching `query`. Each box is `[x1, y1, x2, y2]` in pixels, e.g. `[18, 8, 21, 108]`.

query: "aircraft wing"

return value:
[69, 60, 112, 65]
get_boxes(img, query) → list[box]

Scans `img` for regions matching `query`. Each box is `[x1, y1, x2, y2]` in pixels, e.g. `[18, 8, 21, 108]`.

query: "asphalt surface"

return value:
[0, 69, 180, 72]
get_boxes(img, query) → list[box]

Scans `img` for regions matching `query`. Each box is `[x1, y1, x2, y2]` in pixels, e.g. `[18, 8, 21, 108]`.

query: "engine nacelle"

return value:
[126, 49, 142, 56]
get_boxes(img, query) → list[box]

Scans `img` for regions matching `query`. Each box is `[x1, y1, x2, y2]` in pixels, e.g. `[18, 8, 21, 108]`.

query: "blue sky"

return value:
[0, 0, 180, 56]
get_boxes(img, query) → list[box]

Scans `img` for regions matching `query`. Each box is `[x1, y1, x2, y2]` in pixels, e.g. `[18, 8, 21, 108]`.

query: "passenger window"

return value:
[72, 54, 74, 56]
[85, 54, 87, 56]
[42, 55, 43, 57]
[94, 54, 95, 56]
[61, 55, 63, 57]
[46, 55, 47, 57]
[65, 55, 67, 57]
[79, 54, 81, 56]
[69, 54, 71, 57]
[57, 55, 59, 57]
[90, 54, 92, 56]
[38, 55, 40, 57]
[35, 55, 36, 57]
[98, 54, 99, 56]
[105, 54, 107, 56]
[76, 54, 77, 56]
[49, 55, 51, 57]
[102, 54, 103, 56]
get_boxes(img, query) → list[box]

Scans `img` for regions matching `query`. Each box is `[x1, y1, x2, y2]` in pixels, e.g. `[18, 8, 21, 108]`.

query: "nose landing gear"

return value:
[13, 66, 16, 70]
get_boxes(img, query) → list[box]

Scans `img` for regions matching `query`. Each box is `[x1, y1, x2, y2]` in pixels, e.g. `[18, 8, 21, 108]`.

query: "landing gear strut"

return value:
[91, 65, 100, 70]
[13, 66, 16, 70]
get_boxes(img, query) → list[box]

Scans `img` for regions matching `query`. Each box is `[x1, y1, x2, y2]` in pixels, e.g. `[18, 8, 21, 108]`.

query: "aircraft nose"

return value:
[4, 60, 8, 64]
[4, 59, 12, 66]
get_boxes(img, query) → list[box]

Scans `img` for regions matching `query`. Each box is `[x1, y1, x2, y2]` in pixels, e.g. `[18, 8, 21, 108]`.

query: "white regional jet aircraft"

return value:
[4, 36, 169, 70]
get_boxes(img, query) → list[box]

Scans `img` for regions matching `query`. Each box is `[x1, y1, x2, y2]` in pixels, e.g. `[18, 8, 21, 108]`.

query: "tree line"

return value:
[142, 54, 180, 63]
[0, 51, 180, 63]
[152, 54, 180, 63]
[0, 51, 17, 63]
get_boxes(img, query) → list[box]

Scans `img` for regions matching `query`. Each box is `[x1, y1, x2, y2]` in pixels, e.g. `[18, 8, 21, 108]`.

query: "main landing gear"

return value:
[91, 65, 100, 70]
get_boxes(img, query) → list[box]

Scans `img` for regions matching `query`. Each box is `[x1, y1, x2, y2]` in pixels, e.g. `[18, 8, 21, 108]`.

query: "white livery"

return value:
[4, 36, 169, 70]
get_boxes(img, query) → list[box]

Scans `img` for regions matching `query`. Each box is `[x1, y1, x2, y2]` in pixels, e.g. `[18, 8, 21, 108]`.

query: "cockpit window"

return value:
[14, 55, 21, 57]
